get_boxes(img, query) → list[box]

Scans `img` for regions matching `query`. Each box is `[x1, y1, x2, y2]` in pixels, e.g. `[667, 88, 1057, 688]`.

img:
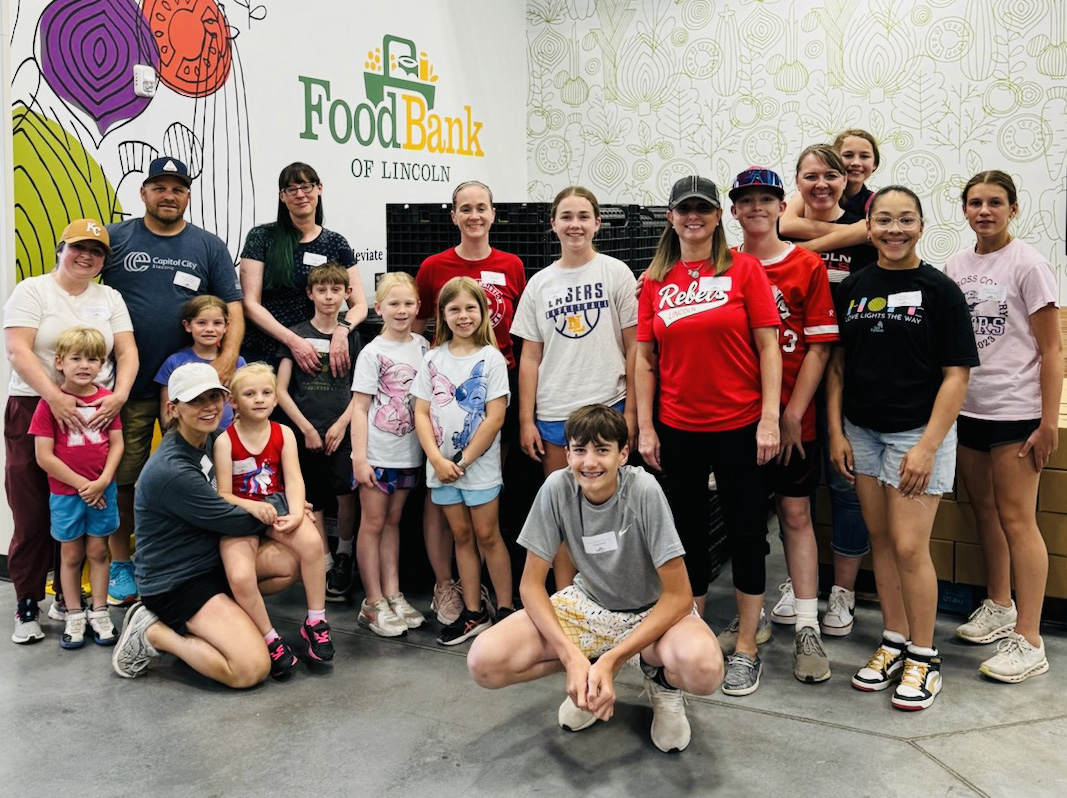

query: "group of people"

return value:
[3, 126, 1060, 751]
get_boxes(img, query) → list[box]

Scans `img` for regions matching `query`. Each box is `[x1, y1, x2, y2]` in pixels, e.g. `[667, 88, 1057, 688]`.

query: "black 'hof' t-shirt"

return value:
[834, 262, 979, 433]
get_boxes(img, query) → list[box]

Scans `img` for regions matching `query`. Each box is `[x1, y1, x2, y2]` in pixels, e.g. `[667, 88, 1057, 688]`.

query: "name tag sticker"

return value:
[480, 270, 506, 286]
[699, 276, 732, 293]
[544, 286, 568, 305]
[173, 271, 201, 291]
[887, 291, 922, 307]
[232, 457, 257, 475]
[81, 305, 109, 321]
[307, 338, 332, 354]
[581, 531, 619, 555]
[977, 285, 1007, 302]
[303, 252, 328, 267]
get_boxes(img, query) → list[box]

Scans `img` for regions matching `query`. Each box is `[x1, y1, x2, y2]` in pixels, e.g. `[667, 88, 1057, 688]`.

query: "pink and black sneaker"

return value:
[267, 637, 298, 681]
[300, 619, 335, 662]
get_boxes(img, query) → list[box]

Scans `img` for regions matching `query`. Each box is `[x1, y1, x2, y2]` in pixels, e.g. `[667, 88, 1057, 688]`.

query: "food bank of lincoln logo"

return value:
[299, 34, 484, 157]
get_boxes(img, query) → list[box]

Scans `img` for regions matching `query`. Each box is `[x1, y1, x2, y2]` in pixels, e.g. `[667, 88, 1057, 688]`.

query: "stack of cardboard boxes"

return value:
[814, 378, 1067, 601]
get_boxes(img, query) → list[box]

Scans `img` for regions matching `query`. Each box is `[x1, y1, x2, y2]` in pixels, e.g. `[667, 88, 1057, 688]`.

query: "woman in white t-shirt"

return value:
[945, 171, 1062, 684]
[3, 219, 137, 644]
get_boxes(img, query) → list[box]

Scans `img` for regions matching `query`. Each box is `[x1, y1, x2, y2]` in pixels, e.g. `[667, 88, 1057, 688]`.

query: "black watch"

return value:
[337, 319, 352, 328]
[452, 450, 465, 465]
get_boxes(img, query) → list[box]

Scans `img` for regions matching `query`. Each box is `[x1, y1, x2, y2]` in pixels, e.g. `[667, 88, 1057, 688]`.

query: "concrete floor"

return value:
[3, 541, 1067, 798]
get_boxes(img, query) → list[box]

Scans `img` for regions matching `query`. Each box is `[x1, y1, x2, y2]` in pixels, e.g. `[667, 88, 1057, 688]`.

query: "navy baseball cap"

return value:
[729, 167, 785, 200]
[668, 176, 721, 210]
[144, 157, 192, 187]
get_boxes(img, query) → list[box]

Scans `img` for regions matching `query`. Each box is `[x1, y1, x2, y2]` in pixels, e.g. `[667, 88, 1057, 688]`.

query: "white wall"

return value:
[1, 0, 527, 559]
[525, 0, 1066, 292]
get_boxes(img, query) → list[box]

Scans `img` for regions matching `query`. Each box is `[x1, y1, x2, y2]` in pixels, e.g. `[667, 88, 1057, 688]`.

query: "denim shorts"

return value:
[844, 419, 957, 495]
[430, 483, 502, 507]
[49, 482, 119, 542]
[536, 400, 626, 447]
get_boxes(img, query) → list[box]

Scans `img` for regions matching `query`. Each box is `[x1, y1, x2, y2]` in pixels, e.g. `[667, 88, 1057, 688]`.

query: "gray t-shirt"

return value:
[518, 466, 685, 611]
[133, 431, 265, 596]
[102, 219, 242, 399]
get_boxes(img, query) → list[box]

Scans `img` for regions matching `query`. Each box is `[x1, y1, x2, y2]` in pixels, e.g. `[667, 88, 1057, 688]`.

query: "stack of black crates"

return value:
[383, 201, 730, 585]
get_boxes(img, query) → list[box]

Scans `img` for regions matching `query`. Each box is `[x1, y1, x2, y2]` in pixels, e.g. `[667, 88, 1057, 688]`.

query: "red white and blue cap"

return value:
[729, 166, 785, 200]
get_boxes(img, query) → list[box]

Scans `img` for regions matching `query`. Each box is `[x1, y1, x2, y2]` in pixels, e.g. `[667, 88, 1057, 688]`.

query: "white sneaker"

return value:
[642, 666, 691, 752]
[60, 611, 87, 649]
[956, 599, 1017, 644]
[87, 608, 117, 646]
[387, 592, 426, 629]
[979, 632, 1049, 683]
[357, 598, 408, 637]
[821, 586, 855, 637]
[12, 599, 44, 644]
[558, 695, 597, 732]
[430, 579, 463, 625]
[770, 579, 796, 625]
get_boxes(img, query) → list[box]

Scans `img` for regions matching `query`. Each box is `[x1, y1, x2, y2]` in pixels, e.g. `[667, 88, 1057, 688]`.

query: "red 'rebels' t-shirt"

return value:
[638, 252, 780, 432]
[414, 247, 526, 369]
[749, 244, 839, 441]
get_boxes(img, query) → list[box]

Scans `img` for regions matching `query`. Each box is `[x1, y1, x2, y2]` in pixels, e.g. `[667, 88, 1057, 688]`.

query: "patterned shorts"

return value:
[549, 584, 654, 666]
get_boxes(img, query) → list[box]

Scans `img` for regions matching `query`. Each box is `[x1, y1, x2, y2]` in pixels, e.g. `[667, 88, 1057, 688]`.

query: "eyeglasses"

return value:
[282, 182, 318, 197]
[871, 215, 921, 230]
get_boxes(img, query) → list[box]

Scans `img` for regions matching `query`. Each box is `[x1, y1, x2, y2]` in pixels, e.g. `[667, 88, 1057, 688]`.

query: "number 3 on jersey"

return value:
[781, 329, 798, 353]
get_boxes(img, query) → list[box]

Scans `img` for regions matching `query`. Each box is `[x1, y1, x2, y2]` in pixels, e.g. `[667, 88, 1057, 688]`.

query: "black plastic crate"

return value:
[628, 205, 668, 274]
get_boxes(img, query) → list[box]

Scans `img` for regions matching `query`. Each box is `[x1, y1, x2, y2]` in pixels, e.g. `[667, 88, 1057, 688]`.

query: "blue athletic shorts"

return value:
[49, 482, 118, 542]
[536, 400, 626, 447]
[430, 483, 502, 507]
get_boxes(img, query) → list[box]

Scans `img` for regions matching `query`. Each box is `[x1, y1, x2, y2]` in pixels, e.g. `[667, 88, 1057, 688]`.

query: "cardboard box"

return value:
[1046, 554, 1067, 599]
[1038, 512, 1067, 557]
[931, 499, 979, 544]
[1038, 470, 1067, 514]
[954, 541, 987, 586]
[931, 538, 954, 582]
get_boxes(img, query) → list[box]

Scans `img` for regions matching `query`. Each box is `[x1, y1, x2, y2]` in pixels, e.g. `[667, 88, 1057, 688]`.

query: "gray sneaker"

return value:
[558, 695, 597, 732]
[111, 602, 160, 679]
[641, 663, 691, 752]
[722, 651, 763, 696]
[717, 609, 771, 655]
[12, 598, 44, 644]
[794, 626, 831, 683]
[956, 599, 1017, 644]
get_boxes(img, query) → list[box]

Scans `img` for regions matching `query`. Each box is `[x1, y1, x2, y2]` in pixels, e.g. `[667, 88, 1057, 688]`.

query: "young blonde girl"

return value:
[349, 273, 430, 636]
[412, 277, 513, 645]
[155, 295, 246, 429]
[213, 363, 333, 679]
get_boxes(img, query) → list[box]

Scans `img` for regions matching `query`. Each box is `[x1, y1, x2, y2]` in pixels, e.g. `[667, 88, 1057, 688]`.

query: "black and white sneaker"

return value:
[326, 552, 354, 602]
[892, 651, 942, 711]
[852, 636, 906, 691]
[436, 606, 491, 646]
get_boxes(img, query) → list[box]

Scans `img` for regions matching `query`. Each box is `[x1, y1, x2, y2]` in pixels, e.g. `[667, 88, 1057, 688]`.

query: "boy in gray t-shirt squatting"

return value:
[467, 405, 723, 753]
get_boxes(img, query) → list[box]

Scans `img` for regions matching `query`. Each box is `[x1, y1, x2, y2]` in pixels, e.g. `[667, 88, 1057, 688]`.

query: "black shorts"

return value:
[141, 566, 232, 636]
[296, 440, 354, 511]
[766, 443, 819, 498]
[957, 416, 1041, 453]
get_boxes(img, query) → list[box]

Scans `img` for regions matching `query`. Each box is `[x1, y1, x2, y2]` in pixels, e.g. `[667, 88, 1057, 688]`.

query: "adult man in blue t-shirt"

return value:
[101, 157, 245, 605]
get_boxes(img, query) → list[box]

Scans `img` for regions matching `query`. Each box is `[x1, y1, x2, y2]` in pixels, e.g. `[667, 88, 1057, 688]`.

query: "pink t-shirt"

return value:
[28, 388, 123, 494]
[945, 238, 1059, 420]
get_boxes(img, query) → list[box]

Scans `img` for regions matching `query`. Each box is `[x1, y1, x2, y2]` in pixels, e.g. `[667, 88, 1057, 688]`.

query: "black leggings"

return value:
[658, 421, 769, 597]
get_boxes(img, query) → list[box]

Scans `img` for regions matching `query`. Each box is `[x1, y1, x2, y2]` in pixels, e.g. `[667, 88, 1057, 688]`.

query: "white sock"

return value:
[307, 608, 326, 624]
[794, 598, 819, 631]
[324, 552, 334, 570]
[336, 537, 354, 556]
[264, 628, 280, 644]
[908, 643, 936, 657]
[884, 629, 907, 647]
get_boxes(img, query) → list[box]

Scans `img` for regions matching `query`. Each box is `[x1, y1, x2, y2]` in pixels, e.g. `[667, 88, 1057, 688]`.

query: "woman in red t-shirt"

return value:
[413, 182, 526, 626]
[636, 176, 781, 697]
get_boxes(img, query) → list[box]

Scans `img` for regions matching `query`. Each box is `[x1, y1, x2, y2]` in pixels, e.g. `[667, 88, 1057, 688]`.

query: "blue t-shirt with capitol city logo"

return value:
[103, 219, 242, 399]
[834, 261, 978, 434]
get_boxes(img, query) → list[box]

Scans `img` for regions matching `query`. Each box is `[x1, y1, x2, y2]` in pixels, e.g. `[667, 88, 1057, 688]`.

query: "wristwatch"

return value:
[452, 450, 466, 467]
[337, 318, 352, 328]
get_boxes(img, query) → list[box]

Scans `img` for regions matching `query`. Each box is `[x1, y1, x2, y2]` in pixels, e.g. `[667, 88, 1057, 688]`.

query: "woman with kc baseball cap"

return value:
[112, 361, 304, 687]
[635, 176, 783, 697]
[4, 219, 137, 645]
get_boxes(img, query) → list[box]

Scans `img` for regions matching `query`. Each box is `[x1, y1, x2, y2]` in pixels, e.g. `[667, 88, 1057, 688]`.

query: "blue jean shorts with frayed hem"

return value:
[844, 419, 957, 496]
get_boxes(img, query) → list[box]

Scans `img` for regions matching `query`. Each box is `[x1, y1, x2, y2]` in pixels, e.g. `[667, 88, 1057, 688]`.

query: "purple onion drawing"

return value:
[39, 0, 159, 135]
